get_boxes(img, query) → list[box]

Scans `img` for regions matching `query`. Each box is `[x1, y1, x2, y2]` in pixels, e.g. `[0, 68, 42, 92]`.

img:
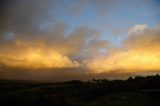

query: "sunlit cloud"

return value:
[0, 0, 159, 81]
[0, 47, 79, 69]
[128, 24, 148, 36]
[86, 25, 160, 73]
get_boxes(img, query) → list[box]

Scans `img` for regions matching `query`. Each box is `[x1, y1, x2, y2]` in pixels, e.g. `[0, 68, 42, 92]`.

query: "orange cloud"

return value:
[86, 25, 160, 73]
[0, 47, 79, 69]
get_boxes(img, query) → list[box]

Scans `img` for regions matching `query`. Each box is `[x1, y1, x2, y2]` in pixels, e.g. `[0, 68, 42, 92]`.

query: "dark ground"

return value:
[0, 75, 160, 106]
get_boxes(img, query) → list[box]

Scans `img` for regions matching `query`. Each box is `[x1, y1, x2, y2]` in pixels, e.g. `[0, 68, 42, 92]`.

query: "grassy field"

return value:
[0, 79, 160, 106]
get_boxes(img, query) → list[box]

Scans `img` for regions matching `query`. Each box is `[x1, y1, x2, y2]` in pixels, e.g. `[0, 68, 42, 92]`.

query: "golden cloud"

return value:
[86, 25, 160, 73]
[0, 47, 79, 69]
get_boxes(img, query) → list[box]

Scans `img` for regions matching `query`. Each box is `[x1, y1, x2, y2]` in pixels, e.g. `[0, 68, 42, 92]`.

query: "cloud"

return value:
[0, 49, 79, 69]
[0, 0, 159, 81]
[0, 0, 109, 71]
[124, 24, 160, 49]
[86, 25, 160, 73]
[0, 25, 106, 69]
[128, 24, 148, 36]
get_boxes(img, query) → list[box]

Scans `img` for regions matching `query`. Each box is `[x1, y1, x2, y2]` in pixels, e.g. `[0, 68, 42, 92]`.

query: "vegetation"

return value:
[0, 75, 160, 106]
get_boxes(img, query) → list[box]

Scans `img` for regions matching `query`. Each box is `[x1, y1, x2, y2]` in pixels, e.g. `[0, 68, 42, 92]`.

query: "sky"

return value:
[0, 0, 160, 81]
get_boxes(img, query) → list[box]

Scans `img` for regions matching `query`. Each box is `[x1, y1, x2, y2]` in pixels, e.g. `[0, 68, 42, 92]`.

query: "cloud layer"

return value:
[0, 0, 160, 81]
[86, 25, 160, 73]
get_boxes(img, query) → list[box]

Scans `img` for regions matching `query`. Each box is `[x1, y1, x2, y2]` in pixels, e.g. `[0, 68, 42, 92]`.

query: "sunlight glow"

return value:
[0, 48, 79, 69]
[86, 49, 160, 73]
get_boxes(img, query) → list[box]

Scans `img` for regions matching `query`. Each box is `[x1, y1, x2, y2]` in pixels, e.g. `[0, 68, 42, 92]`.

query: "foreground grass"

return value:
[0, 79, 160, 106]
[84, 92, 143, 106]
